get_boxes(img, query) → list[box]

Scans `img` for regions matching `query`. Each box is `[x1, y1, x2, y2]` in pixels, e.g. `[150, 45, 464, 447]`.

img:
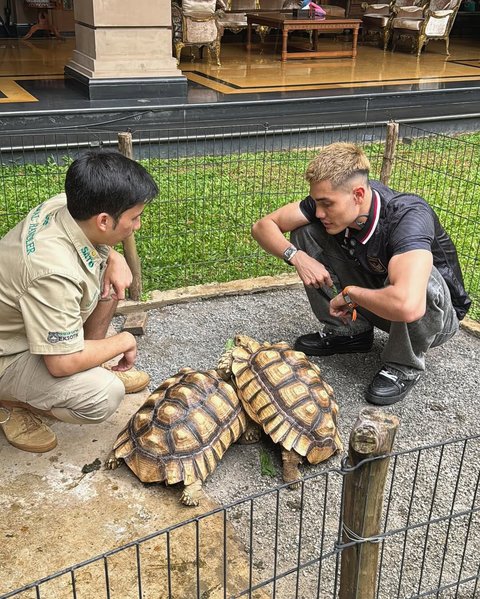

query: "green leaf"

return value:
[224, 338, 235, 350]
[260, 449, 277, 478]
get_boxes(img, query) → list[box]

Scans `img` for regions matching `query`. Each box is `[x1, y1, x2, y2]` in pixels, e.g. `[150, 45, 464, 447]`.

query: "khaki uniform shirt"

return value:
[0, 194, 110, 376]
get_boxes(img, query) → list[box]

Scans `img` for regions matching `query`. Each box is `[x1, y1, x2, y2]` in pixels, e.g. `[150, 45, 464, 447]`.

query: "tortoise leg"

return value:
[181, 479, 203, 507]
[239, 420, 262, 444]
[105, 451, 121, 470]
[281, 449, 303, 490]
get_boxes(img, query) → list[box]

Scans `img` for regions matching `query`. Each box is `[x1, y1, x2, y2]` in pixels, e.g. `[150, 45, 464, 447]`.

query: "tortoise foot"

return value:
[105, 451, 121, 470]
[282, 449, 302, 490]
[239, 422, 262, 444]
[181, 479, 203, 507]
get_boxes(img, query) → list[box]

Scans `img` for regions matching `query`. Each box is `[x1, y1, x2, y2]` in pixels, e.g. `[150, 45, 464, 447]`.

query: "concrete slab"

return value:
[0, 384, 267, 599]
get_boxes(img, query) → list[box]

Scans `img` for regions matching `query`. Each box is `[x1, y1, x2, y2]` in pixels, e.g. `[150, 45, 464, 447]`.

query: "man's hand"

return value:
[329, 292, 353, 322]
[110, 344, 137, 372]
[102, 249, 133, 301]
[290, 251, 333, 289]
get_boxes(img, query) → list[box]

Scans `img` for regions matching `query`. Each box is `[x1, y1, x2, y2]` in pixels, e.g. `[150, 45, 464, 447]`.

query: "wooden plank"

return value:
[116, 273, 302, 315]
[122, 311, 149, 335]
[461, 316, 480, 339]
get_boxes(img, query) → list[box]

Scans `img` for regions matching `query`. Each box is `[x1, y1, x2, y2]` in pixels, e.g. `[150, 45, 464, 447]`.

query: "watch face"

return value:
[284, 246, 297, 261]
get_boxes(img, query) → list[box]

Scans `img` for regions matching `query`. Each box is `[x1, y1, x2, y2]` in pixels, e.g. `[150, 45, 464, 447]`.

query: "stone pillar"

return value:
[65, 0, 187, 100]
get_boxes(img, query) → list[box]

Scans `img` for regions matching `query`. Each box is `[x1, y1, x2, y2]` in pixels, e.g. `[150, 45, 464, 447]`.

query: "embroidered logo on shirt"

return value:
[25, 204, 43, 255]
[367, 256, 387, 274]
[47, 330, 80, 344]
[80, 246, 96, 269]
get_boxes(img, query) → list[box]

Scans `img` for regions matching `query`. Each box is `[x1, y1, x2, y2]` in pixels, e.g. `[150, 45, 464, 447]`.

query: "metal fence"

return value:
[0, 122, 478, 319]
[2, 430, 480, 599]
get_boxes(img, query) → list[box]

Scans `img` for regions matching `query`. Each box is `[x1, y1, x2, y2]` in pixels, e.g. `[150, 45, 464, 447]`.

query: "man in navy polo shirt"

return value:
[251, 142, 470, 405]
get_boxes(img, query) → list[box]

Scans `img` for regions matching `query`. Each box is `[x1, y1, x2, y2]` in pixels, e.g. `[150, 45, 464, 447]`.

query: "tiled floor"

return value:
[181, 38, 480, 94]
[0, 35, 479, 108]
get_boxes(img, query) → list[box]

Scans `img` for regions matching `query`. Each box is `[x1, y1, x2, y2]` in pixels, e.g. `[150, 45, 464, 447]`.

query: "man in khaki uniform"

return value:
[0, 149, 159, 453]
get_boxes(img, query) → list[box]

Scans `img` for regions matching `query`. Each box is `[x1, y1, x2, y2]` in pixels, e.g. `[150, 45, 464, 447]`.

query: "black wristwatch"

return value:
[282, 245, 298, 265]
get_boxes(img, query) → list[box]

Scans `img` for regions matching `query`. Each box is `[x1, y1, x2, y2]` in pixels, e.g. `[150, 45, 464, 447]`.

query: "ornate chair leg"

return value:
[416, 33, 426, 56]
[214, 39, 221, 66]
[257, 25, 269, 44]
[383, 28, 390, 50]
[175, 41, 185, 66]
[445, 36, 450, 55]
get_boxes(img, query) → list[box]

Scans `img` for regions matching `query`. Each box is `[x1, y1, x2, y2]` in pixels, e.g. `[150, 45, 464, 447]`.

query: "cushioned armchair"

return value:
[171, 0, 222, 66]
[361, 0, 424, 50]
[216, 0, 257, 38]
[361, 0, 395, 49]
[391, 0, 461, 56]
[216, 0, 296, 42]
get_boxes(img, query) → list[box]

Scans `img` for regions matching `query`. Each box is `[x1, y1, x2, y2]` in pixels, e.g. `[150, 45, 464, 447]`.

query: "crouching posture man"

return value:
[0, 149, 158, 452]
[252, 142, 470, 405]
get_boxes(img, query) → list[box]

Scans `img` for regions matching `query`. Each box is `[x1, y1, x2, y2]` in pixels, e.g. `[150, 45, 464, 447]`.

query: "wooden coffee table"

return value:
[246, 12, 361, 61]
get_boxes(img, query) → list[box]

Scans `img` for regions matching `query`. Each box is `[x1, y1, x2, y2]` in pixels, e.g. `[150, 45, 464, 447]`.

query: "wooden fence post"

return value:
[339, 408, 400, 599]
[117, 131, 142, 301]
[380, 121, 399, 186]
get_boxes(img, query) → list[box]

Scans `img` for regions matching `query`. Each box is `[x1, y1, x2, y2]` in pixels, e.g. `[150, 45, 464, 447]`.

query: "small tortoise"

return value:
[106, 367, 247, 506]
[218, 335, 343, 487]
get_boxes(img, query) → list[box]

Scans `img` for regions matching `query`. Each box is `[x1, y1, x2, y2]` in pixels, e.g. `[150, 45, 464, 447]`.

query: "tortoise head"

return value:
[234, 334, 261, 353]
[217, 338, 236, 381]
[217, 335, 261, 380]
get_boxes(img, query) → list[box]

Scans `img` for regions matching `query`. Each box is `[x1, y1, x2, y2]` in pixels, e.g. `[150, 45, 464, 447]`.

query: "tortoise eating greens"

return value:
[218, 335, 343, 487]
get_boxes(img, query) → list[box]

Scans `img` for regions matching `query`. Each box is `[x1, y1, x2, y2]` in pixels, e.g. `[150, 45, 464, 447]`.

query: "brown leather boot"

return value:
[107, 369, 150, 394]
[0, 406, 57, 453]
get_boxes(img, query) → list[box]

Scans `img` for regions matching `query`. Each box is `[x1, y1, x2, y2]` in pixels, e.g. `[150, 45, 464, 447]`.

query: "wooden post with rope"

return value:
[339, 408, 400, 599]
[380, 121, 399, 186]
[117, 131, 142, 302]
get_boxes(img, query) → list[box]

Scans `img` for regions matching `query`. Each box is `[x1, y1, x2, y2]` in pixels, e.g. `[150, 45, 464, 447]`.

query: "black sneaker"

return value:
[366, 366, 421, 406]
[294, 329, 374, 357]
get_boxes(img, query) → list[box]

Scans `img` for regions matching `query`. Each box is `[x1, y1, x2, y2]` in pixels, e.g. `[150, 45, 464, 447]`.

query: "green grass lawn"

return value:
[0, 132, 478, 320]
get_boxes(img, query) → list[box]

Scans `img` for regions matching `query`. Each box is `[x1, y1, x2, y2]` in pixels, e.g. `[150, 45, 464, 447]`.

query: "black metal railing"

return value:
[2, 434, 479, 598]
[0, 121, 478, 318]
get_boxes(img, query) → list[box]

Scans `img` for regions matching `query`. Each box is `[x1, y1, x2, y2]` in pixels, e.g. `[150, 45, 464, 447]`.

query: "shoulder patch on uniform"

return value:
[47, 330, 80, 344]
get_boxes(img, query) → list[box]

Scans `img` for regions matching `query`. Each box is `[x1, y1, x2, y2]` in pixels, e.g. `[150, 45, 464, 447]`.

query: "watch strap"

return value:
[342, 286, 358, 321]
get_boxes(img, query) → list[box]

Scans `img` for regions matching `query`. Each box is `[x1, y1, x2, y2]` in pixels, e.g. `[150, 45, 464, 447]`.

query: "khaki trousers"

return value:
[0, 352, 125, 424]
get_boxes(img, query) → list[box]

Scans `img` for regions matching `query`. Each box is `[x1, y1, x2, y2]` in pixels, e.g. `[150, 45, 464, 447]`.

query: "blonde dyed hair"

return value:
[305, 143, 370, 189]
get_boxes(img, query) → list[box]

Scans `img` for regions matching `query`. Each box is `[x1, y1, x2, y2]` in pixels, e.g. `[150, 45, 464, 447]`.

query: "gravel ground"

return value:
[123, 287, 480, 599]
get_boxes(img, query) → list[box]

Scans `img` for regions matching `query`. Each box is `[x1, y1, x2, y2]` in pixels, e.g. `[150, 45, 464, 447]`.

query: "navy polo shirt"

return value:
[299, 180, 471, 320]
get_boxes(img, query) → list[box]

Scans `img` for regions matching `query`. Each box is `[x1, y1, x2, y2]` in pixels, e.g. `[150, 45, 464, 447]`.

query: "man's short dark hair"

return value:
[65, 149, 158, 221]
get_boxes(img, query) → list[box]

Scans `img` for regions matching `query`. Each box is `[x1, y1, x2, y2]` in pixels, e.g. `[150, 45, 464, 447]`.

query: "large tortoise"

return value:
[106, 367, 247, 506]
[218, 335, 343, 486]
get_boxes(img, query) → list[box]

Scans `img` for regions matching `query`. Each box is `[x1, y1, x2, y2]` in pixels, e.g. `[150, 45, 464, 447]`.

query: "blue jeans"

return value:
[291, 223, 459, 376]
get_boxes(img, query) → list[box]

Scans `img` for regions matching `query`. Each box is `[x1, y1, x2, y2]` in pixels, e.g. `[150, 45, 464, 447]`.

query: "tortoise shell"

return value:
[112, 368, 247, 486]
[227, 335, 343, 464]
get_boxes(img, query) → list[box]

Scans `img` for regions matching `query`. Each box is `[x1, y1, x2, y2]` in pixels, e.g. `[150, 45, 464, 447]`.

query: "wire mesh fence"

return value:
[2, 432, 480, 599]
[0, 122, 478, 318]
